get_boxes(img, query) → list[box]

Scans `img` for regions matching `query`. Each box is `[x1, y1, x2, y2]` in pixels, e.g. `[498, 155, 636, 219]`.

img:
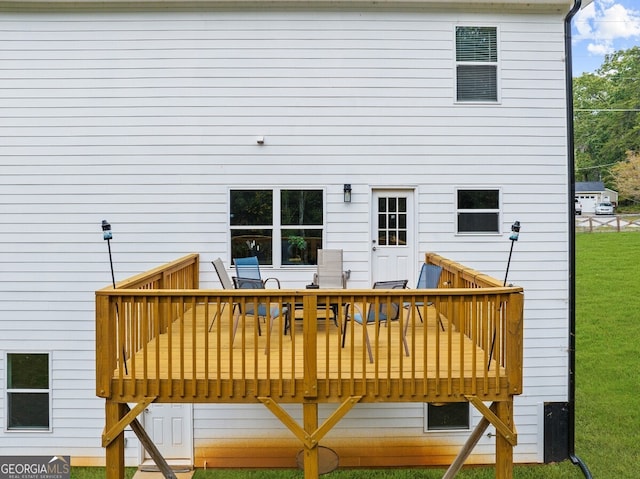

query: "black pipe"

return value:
[564, 2, 592, 478]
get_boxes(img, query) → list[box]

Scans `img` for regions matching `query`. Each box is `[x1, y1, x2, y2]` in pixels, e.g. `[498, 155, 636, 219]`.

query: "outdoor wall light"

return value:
[343, 184, 352, 203]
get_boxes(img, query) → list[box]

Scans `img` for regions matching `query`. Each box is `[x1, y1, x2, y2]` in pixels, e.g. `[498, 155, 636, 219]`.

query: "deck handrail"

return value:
[96, 253, 523, 403]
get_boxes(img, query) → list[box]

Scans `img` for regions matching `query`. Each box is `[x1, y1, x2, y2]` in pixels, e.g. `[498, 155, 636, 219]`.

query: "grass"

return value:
[574, 232, 640, 478]
[73, 233, 639, 477]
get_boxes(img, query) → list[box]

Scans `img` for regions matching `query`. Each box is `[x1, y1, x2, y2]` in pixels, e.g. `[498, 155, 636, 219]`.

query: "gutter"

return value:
[564, 1, 593, 478]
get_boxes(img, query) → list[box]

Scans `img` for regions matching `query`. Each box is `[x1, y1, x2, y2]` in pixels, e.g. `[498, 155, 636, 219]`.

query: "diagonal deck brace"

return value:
[465, 396, 517, 446]
[259, 396, 363, 449]
[102, 397, 156, 447]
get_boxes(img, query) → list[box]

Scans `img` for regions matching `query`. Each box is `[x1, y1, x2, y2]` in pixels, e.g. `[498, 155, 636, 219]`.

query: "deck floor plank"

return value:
[117, 304, 504, 383]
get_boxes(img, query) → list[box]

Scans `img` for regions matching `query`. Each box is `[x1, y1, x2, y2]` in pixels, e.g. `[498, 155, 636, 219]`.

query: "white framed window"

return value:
[6, 352, 51, 431]
[425, 403, 470, 431]
[230, 188, 324, 266]
[455, 26, 498, 102]
[456, 188, 501, 234]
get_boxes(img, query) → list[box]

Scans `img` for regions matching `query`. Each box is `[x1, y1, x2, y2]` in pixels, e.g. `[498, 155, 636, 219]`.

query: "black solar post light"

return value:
[101, 219, 127, 375]
[490, 220, 521, 367]
[504, 220, 520, 286]
[102, 219, 116, 289]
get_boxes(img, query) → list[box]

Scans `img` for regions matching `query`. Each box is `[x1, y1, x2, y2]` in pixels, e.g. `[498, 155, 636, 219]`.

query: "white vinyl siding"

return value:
[0, 4, 569, 466]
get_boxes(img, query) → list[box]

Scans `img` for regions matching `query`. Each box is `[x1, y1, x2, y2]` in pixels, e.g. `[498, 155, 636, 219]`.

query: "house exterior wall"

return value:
[0, 1, 572, 467]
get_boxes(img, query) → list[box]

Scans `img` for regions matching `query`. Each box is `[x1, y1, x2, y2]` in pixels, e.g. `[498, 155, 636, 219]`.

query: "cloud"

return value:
[573, 1, 640, 56]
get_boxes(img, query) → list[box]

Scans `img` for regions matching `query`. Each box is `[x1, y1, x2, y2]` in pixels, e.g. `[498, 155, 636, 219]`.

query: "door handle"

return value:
[372, 246, 377, 251]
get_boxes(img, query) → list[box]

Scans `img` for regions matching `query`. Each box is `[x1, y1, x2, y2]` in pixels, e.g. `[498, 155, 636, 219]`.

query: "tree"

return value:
[573, 46, 640, 185]
[610, 151, 640, 204]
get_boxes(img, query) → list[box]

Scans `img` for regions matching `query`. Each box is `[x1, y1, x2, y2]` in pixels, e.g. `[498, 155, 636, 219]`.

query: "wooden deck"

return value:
[111, 300, 509, 403]
[96, 253, 524, 479]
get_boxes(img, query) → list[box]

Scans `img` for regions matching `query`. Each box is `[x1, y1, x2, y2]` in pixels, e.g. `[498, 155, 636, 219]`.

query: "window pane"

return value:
[281, 190, 323, 225]
[457, 65, 497, 102]
[399, 213, 406, 229]
[282, 229, 322, 265]
[427, 403, 469, 430]
[230, 190, 272, 226]
[458, 212, 499, 233]
[231, 229, 273, 264]
[457, 190, 499, 209]
[456, 27, 497, 62]
[8, 353, 48, 389]
[378, 231, 387, 246]
[8, 392, 50, 430]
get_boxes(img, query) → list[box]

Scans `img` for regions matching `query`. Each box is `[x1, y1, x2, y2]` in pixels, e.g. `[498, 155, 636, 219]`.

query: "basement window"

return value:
[426, 403, 470, 431]
[6, 353, 51, 431]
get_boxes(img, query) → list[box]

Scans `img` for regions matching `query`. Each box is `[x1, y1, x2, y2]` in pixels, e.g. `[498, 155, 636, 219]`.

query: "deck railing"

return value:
[96, 253, 523, 404]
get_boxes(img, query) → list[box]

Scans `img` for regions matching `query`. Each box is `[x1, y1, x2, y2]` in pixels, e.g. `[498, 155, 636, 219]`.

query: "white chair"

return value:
[314, 249, 348, 289]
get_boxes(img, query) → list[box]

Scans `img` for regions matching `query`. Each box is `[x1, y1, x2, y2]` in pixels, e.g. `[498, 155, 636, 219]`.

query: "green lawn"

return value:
[74, 233, 639, 478]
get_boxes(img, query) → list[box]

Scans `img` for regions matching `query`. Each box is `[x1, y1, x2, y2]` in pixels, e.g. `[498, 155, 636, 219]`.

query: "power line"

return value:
[575, 162, 618, 171]
[575, 108, 640, 112]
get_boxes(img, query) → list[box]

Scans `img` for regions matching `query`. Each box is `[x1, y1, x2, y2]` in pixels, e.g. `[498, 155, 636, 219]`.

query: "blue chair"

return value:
[342, 279, 408, 363]
[405, 263, 444, 329]
[234, 256, 281, 288]
[233, 277, 288, 353]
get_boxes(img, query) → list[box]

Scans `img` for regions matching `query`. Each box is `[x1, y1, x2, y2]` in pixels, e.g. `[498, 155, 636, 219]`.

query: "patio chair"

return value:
[233, 277, 288, 353]
[312, 249, 348, 326]
[313, 249, 348, 289]
[404, 263, 445, 330]
[341, 279, 408, 363]
[210, 258, 238, 331]
[234, 256, 281, 288]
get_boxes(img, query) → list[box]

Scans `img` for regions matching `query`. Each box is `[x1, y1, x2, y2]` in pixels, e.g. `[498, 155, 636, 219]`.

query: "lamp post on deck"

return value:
[102, 220, 116, 289]
[503, 220, 520, 286]
[489, 221, 521, 368]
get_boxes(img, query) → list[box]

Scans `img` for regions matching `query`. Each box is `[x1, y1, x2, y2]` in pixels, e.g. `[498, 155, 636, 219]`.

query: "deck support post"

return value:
[456, 397, 516, 479]
[103, 400, 177, 479]
[105, 400, 126, 479]
[495, 400, 514, 479]
[303, 402, 319, 479]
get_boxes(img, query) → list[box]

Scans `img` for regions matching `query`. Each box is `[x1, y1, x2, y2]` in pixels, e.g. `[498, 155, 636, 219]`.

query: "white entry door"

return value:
[142, 403, 193, 462]
[371, 189, 415, 284]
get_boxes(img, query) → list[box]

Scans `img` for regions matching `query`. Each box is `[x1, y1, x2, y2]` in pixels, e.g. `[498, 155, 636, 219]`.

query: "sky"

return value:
[571, 0, 640, 75]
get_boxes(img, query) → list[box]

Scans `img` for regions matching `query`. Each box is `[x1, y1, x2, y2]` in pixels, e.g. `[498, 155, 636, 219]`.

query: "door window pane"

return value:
[377, 196, 408, 246]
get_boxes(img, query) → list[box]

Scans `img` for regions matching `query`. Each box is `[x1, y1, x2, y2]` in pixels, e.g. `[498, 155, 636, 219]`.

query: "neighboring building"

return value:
[0, 0, 589, 470]
[575, 181, 619, 213]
